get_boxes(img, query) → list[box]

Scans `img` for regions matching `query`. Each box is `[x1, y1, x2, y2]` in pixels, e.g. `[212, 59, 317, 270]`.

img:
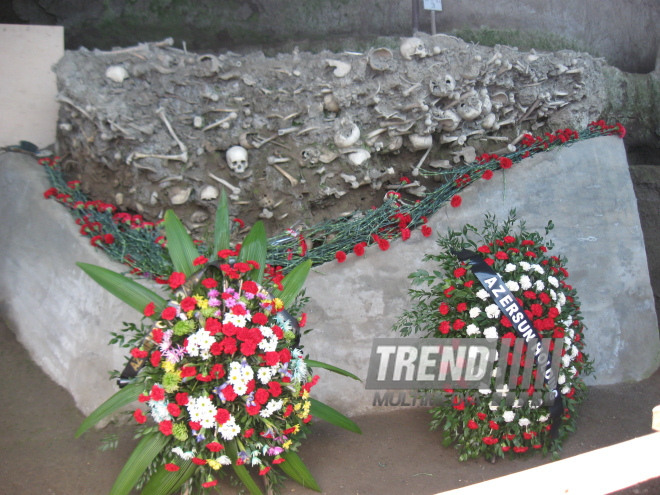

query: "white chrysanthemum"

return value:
[218, 455, 232, 466]
[257, 367, 274, 384]
[469, 307, 481, 318]
[219, 419, 240, 440]
[149, 400, 172, 423]
[561, 385, 571, 395]
[538, 414, 549, 422]
[259, 326, 274, 339]
[550, 289, 557, 301]
[558, 374, 566, 385]
[505, 280, 520, 292]
[258, 336, 278, 353]
[260, 399, 284, 418]
[466, 323, 481, 336]
[548, 276, 559, 288]
[483, 326, 499, 339]
[512, 399, 521, 409]
[505, 263, 517, 273]
[520, 261, 531, 271]
[476, 289, 490, 301]
[535, 280, 545, 291]
[196, 396, 213, 410]
[518, 418, 531, 427]
[531, 264, 544, 275]
[485, 304, 501, 319]
[503, 410, 515, 422]
[196, 329, 214, 351]
[186, 339, 200, 357]
[228, 369, 242, 383]
[519, 275, 532, 290]
[172, 447, 195, 460]
[559, 292, 567, 306]
[223, 312, 247, 327]
[568, 328, 575, 338]
[233, 380, 248, 396]
[562, 354, 572, 367]
[241, 366, 254, 381]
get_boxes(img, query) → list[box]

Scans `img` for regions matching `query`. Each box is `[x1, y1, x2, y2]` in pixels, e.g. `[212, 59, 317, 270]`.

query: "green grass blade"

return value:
[139, 459, 197, 495]
[225, 440, 263, 495]
[279, 451, 321, 492]
[164, 210, 199, 276]
[75, 383, 143, 438]
[272, 259, 311, 308]
[309, 398, 362, 434]
[109, 433, 170, 495]
[237, 220, 267, 283]
[77, 263, 167, 315]
[213, 189, 231, 258]
[304, 359, 361, 381]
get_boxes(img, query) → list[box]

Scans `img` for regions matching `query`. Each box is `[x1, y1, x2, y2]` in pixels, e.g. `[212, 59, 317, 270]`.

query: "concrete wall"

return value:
[8, 0, 660, 74]
[1, 135, 658, 417]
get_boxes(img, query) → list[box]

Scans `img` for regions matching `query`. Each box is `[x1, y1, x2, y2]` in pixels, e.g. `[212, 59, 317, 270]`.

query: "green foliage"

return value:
[213, 189, 231, 257]
[75, 383, 144, 438]
[164, 210, 199, 276]
[110, 433, 170, 495]
[279, 451, 321, 492]
[237, 220, 267, 283]
[309, 398, 362, 434]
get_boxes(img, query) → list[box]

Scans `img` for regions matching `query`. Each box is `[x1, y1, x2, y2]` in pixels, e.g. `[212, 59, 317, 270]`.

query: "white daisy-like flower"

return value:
[518, 418, 531, 427]
[257, 367, 274, 384]
[550, 289, 557, 301]
[531, 264, 544, 275]
[476, 289, 490, 301]
[505, 263, 517, 273]
[556, 303, 562, 314]
[520, 275, 532, 290]
[503, 410, 515, 422]
[535, 280, 545, 292]
[520, 261, 531, 271]
[466, 323, 481, 336]
[558, 374, 566, 385]
[538, 414, 549, 422]
[548, 276, 559, 288]
[259, 326, 274, 339]
[512, 399, 521, 409]
[223, 312, 247, 328]
[258, 336, 278, 353]
[485, 304, 501, 319]
[469, 307, 481, 318]
[505, 280, 520, 292]
[228, 369, 242, 383]
[483, 326, 499, 339]
[219, 419, 241, 440]
[568, 328, 575, 338]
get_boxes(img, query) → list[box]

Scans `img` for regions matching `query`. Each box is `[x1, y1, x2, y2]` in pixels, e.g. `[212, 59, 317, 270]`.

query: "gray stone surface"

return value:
[302, 136, 660, 415]
[0, 152, 165, 416]
[1, 136, 658, 417]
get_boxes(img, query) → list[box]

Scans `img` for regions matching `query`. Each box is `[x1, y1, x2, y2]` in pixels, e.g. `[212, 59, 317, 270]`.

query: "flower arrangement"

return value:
[393, 211, 593, 461]
[75, 191, 360, 495]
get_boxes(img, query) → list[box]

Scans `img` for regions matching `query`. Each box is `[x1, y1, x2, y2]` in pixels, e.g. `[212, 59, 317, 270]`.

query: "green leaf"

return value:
[279, 451, 321, 492]
[225, 440, 263, 495]
[110, 433, 170, 495]
[272, 259, 311, 308]
[237, 220, 267, 283]
[304, 359, 360, 381]
[77, 263, 167, 315]
[76, 383, 143, 438]
[213, 189, 231, 257]
[309, 398, 361, 434]
[164, 210, 199, 276]
[139, 459, 197, 495]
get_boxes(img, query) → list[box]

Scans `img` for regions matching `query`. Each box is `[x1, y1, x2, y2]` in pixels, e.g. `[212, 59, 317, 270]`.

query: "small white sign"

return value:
[423, 0, 442, 11]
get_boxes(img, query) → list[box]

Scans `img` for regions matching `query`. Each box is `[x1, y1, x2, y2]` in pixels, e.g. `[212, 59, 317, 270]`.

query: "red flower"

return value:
[464, 280, 474, 288]
[180, 296, 197, 312]
[482, 170, 493, 180]
[335, 251, 347, 263]
[401, 227, 411, 241]
[133, 409, 147, 424]
[143, 302, 155, 317]
[400, 176, 411, 184]
[180, 365, 196, 378]
[130, 348, 148, 359]
[513, 446, 528, 453]
[159, 420, 173, 436]
[259, 466, 271, 476]
[450, 195, 462, 208]
[202, 277, 217, 289]
[477, 412, 487, 420]
[444, 286, 455, 298]
[499, 157, 513, 169]
[467, 420, 479, 430]
[484, 258, 495, 266]
[273, 457, 285, 465]
[202, 480, 218, 488]
[502, 445, 511, 452]
[265, 351, 280, 367]
[495, 251, 508, 260]
[151, 384, 165, 401]
[279, 348, 292, 364]
[421, 225, 432, 237]
[252, 312, 268, 325]
[192, 457, 206, 466]
[104, 234, 115, 245]
[482, 436, 499, 445]
[165, 463, 179, 472]
[524, 251, 537, 258]
[168, 272, 186, 289]
[175, 392, 189, 405]
[193, 255, 208, 266]
[161, 307, 177, 320]
[353, 242, 366, 256]
[150, 350, 161, 367]
[138, 393, 150, 403]
[453, 319, 465, 330]
[90, 235, 103, 247]
[268, 381, 283, 397]
[189, 421, 201, 431]
[454, 267, 466, 278]
[457, 302, 467, 313]
[477, 245, 491, 254]
[523, 291, 537, 300]
[166, 403, 181, 417]
[215, 408, 230, 425]
[242, 280, 258, 294]
[489, 420, 499, 430]
[255, 388, 270, 405]
[378, 238, 390, 251]
[43, 187, 58, 199]
[206, 442, 223, 452]
[439, 303, 450, 315]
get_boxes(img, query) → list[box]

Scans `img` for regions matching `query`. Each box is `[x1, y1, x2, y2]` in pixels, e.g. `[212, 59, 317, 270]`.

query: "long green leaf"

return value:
[139, 459, 197, 495]
[164, 210, 198, 276]
[304, 359, 361, 381]
[225, 440, 263, 495]
[76, 383, 143, 438]
[213, 189, 231, 257]
[309, 398, 362, 434]
[272, 259, 311, 308]
[110, 433, 170, 495]
[279, 451, 321, 492]
[77, 263, 167, 315]
[237, 220, 267, 283]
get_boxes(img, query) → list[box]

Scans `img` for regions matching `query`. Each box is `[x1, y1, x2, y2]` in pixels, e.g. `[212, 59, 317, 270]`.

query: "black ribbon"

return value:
[452, 249, 564, 437]
[117, 260, 300, 387]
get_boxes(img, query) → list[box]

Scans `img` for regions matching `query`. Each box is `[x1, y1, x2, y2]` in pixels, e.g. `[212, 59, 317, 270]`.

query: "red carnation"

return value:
[456, 302, 467, 313]
[134, 409, 147, 424]
[168, 272, 186, 290]
[299, 313, 307, 328]
[201, 277, 217, 289]
[444, 286, 455, 298]
[421, 225, 432, 237]
[279, 348, 292, 364]
[453, 319, 465, 330]
[482, 169, 493, 180]
[161, 306, 177, 321]
[130, 348, 148, 359]
[439, 321, 451, 334]
[259, 466, 271, 476]
[378, 238, 390, 251]
[353, 242, 366, 256]
[175, 392, 189, 406]
[477, 245, 491, 254]
[255, 388, 270, 405]
[454, 267, 466, 278]
[489, 420, 500, 430]
[143, 302, 155, 317]
[167, 403, 181, 417]
[467, 420, 479, 430]
[192, 457, 206, 466]
[202, 480, 218, 488]
[180, 365, 196, 378]
[242, 280, 258, 294]
[246, 403, 261, 416]
[268, 381, 282, 397]
[401, 228, 411, 241]
[450, 195, 462, 208]
[151, 384, 165, 401]
[150, 350, 161, 368]
[495, 250, 508, 260]
[252, 312, 268, 325]
[165, 463, 179, 472]
[477, 412, 487, 420]
[439, 303, 450, 315]
[482, 436, 499, 445]
[159, 420, 173, 436]
[215, 408, 230, 425]
[206, 442, 224, 452]
[193, 255, 208, 266]
[499, 157, 513, 169]
[180, 296, 197, 312]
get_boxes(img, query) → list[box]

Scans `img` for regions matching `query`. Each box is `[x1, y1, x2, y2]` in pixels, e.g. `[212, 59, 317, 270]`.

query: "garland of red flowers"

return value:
[40, 121, 625, 280]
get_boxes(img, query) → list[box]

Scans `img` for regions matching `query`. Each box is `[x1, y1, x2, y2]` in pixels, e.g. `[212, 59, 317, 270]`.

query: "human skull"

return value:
[457, 93, 483, 121]
[429, 74, 456, 97]
[226, 146, 248, 173]
[400, 37, 427, 60]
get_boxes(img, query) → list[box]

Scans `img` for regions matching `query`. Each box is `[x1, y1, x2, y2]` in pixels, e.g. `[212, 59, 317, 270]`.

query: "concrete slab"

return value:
[302, 136, 660, 415]
[0, 24, 63, 148]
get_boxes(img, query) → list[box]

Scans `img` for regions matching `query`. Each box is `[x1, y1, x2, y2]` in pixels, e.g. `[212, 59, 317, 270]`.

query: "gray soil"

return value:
[2, 317, 659, 495]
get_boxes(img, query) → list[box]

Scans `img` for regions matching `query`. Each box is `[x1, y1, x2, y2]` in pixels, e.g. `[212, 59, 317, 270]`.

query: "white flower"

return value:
[561, 385, 571, 395]
[257, 367, 274, 384]
[562, 354, 572, 367]
[559, 292, 567, 305]
[503, 410, 515, 422]
[550, 289, 557, 301]
[556, 303, 562, 314]
[172, 447, 195, 460]
[570, 345, 579, 358]
[479, 388, 492, 395]
[519, 275, 532, 290]
[558, 374, 566, 385]
[505, 263, 517, 273]
[531, 264, 544, 275]
[469, 307, 482, 318]
[483, 326, 499, 339]
[476, 289, 490, 301]
[569, 366, 577, 376]
[219, 419, 240, 440]
[518, 418, 531, 427]
[538, 414, 549, 422]
[218, 455, 232, 465]
[535, 280, 545, 292]
[485, 304, 501, 319]
[505, 280, 520, 292]
[488, 401, 499, 411]
[520, 261, 531, 271]
[548, 276, 559, 288]
[512, 399, 521, 409]
[466, 323, 481, 336]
